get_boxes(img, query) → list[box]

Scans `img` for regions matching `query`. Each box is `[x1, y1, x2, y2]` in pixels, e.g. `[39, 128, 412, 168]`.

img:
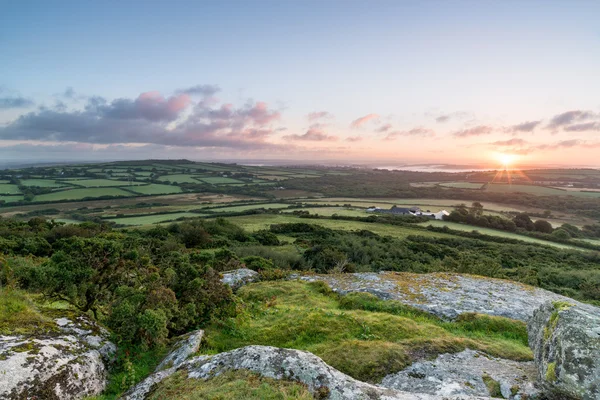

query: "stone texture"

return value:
[122, 345, 493, 400]
[0, 316, 115, 400]
[297, 271, 578, 321]
[528, 300, 600, 400]
[380, 349, 539, 399]
[220, 268, 259, 290]
[155, 329, 203, 372]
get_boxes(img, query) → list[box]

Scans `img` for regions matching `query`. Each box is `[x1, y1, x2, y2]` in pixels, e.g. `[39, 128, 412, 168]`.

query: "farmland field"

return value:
[418, 220, 581, 250]
[128, 184, 183, 195]
[281, 206, 368, 217]
[218, 213, 454, 239]
[34, 188, 132, 202]
[439, 182, 484, 189]
[69, 179, 144, 187]
[199, 177, 243, 184]
[20, 179, 68, 188]
[108, 212, 205, 226]
[485, 183, 600, 197]
[0, 184, 21, 194]
[205, 203, 291, 213]
[0, 195, 24, 203]
[159, 174, 204, 183]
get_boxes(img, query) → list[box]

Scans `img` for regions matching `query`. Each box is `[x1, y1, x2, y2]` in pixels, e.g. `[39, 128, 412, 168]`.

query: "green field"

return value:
[20, 179, 68, 188]
[282, 207, 368, 217]
[34, 188, 132, 202]
[485, 183, 600, 197]
[418, 220, 582, 250]
[439, 182, 484, 189]
[108, 212, 204, 226]
[207, 203, 291, 213]
[69, 179, 143, 187]
[218, 214, 452, 239]
[127, 184, 183, 195]
[200, 177, 243, 184]
[160, 174, 204, 183]
[0, 195, 24, 203]
[0, 184, 21, 195]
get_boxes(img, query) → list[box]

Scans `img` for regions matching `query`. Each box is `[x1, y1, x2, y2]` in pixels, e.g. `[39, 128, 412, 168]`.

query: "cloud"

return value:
[376, 123, 392, 133]
[491, 138, 529, 146]
[435, 115, 450, 123]
[307, 111, 333, 121]
[0, 96, 34, 109]
[547, 110, 597, 129]
[430, 111, 471, 123]
[350, 113, 379, 128]
[0, 89, 285, 151]
[176, 84, 220, 96]
[284, 128, 338, 141]
[385, 127, 435, 140]
[345, 136, 362, 142]
[452, 125, 493, 138]
[535, 139, 584, 151]
[509, 120, 541, 133]
[563, 122, 600, 132]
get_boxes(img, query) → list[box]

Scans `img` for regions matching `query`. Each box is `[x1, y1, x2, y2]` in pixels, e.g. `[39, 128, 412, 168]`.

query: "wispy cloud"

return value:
[307, 111, 333, 121]
[508, 120, 541, 133]
[0, 88, 35, 110]
[385, 127, 435, 140]
[376, 123, 392, 133]
[452, 125, 493, 138]
[547, 110, 597, 130]
[350, 113, 380, 128]
[284, 127, 338, 141]
[176, 84, 220, 96]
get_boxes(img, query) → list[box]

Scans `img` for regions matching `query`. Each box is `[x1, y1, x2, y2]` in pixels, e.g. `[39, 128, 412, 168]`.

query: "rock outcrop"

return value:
[0, 315, 116, 399]
[298, 271, 576, 321]
[122, 345, 493, 400]
[155, 329, 203, 372]
[221, 268, 259, 290]
[528, 300, 600, 400]
[380, 349, 539, 399]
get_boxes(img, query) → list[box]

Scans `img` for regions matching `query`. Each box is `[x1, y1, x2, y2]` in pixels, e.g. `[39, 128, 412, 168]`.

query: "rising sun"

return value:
[497, 153, 516, 169]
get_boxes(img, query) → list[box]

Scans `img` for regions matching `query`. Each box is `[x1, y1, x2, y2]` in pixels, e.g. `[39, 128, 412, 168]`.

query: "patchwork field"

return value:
[0, 184, 21, 195]
[108, 212, 204, 226]
[199, 177, 244, 184]
[34, 188, 132, 202]
[127, 184, 183, 195]
[439, 182, 484, 189]
[19, 179, 68, 188]
[159, 174, 204, 183]
[69, 179, 143, 187]
[485, 183, 600, 197]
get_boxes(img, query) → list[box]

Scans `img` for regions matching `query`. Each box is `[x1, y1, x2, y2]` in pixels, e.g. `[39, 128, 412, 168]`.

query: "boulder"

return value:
[299, 272, 576, 321]
[380, 349, 539, 399]
[528, 300, 600, 400]
[122, 345, 493, 400]
[155, 329, 203, 372]
[0, 315, 115, 399]
[221, 268, 259, 290]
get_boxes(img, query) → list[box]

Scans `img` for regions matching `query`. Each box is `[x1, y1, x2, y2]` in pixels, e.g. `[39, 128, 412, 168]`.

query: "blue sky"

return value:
[1, 0, 600, 165]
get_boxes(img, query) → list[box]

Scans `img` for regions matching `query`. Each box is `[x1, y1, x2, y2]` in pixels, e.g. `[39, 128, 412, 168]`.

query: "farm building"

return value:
[367, 206, 449, 220]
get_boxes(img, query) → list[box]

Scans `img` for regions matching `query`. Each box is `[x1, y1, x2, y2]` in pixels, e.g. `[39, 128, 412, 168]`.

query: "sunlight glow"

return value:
[496, 153, 517, 169]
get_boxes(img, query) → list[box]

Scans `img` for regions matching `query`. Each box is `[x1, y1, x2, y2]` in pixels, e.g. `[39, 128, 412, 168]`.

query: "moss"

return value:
[0, 289, 58, 336]
[552, 301, 574, 311]
[147, 369, 313, 400]
[482, 374, 502, 398]
[11, 340, 42, 354]
[202, 281, 533, 383]
[546, 362, 557, 382]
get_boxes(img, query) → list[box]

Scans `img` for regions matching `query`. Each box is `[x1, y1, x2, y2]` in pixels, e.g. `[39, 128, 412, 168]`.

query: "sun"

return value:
[496, 153, 516, 169]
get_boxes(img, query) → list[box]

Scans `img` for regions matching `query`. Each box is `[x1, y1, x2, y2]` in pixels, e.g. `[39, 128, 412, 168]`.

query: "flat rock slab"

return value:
[298, 271, 577, 321]
[380, 349, 539, 399]
[122, 345, 493, 400]
[0, 316, 115, 399]
[221, 268, 258, 290]
[155, 329, 203, 372]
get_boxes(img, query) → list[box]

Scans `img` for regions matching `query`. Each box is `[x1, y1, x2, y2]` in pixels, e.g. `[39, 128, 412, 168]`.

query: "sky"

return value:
[1, 0, 600, 167]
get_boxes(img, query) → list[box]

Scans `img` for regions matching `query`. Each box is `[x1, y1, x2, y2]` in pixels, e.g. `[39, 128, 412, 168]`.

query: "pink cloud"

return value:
[350, 113, 380, 128]
[284, 128, 338, 141]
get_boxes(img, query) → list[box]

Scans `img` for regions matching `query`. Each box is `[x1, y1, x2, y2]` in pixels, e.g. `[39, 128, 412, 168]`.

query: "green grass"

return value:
[418, 220, 584, 250]
[127, 184, 183, 195]
[148, 370, 313, 400]
[486, 183, 600, 197]
[19, 179, 68, 188]
[200, 176, 244, 184]
[34, 188, 132, 202]
[160, 174, 204, 183]
[282, 207, 368, 217]
[0, 195, 24, 203]
[439, 182, 484, 189]
[108, 212, 204, 226]
[202, 281, 531, 383]
[0, 183, 21, 195]
[219, 214, 453, 239]
[69, 179, 144, 187]
[207, 203, 291, 213]
[0, 289, 57, 335]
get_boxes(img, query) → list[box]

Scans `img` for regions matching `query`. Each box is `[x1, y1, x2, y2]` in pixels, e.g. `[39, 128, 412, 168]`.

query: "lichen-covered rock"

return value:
[155, 329, 203, 372]
[0, 316, 115, 399]
[528, 300, 600, 400]
[221, 268, 259, 290]
[380, 349, 539, 399]
[298, 272, 577, 321]
[122, 345, 493, 400]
